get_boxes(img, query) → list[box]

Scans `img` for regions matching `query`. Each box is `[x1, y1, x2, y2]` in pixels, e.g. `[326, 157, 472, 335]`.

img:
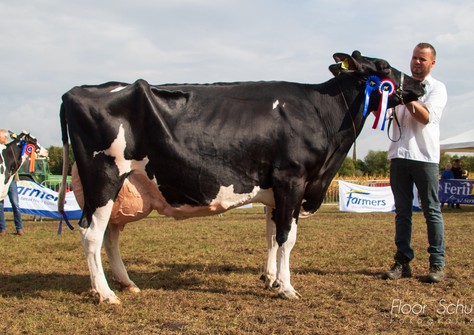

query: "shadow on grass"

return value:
[0, 272, 90, 298]
[0, 262, 264, 299]
[296, 267, 384, 278]
[1, 263, 406, 300]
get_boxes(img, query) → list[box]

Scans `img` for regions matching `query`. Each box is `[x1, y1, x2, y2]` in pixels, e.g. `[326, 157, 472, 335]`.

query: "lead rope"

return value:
[387, 72, 405, 142]
[386, 108, 402, 142]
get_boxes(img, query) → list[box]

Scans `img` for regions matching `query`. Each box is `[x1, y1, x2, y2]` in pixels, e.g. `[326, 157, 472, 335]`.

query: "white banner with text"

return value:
[338, 180, 395, 213]
[4, 180, 82, 219]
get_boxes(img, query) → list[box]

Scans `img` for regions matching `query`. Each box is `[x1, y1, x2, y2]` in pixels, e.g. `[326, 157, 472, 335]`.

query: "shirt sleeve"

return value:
[422, 79, 447, 125]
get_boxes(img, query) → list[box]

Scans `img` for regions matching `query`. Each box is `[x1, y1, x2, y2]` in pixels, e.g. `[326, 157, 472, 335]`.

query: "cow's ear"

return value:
[330, 52, 362, 76]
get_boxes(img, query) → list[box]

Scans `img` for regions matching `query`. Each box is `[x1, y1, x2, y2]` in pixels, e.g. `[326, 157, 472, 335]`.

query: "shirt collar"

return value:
[422, 74, 434, 86]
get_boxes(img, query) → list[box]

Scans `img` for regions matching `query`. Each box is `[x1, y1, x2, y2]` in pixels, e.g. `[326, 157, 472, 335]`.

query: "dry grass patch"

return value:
[0, 205, 473, 334]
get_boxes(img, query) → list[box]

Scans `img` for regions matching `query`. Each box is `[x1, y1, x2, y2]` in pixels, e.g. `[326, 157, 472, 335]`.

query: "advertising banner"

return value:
[339, 180, 395, 213]
[4, 180, 82, 219]
[438, 179, 474, 205]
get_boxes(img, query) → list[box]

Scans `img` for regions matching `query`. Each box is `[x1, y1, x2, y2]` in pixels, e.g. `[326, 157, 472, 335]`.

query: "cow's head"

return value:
[0, 131, 46, 200]
[329, 50, 425, 109]
[9, 130, 48, 158]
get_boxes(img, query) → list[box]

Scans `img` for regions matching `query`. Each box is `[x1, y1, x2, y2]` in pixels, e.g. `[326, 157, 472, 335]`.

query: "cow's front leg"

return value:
[103, 223, 140, 294]
[262, 206, 279, 289]
[276, 218, 301, 299]
[80, 201, 120, 304]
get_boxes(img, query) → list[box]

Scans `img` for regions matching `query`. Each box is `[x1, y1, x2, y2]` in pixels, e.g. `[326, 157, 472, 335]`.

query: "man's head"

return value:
[0, 129, 8, 145]
[410, 42, 437, 81]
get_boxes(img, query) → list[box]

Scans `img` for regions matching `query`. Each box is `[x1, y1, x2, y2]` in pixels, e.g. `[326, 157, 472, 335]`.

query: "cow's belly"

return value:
[72, 166, 275, 225]
[162, 184, 275, 219]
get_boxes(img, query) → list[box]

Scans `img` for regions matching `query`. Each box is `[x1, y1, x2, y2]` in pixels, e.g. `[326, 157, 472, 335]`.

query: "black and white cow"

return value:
[58, 51, 424, 304]
[0, 131, 46, 201]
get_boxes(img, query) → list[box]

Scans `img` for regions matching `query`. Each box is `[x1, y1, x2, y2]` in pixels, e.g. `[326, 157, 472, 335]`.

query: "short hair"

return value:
[0, 128, 8, 137]
[416, 42, 437, 59]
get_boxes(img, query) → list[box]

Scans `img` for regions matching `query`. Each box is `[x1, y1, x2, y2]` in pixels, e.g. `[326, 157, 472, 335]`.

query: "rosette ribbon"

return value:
[363, 75, 381, 116]
[372, 79, 395, 131]
[20, 142, 37, 172]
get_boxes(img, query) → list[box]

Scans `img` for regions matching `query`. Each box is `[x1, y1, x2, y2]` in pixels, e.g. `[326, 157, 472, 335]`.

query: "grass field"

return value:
[0, 205, 473, 334]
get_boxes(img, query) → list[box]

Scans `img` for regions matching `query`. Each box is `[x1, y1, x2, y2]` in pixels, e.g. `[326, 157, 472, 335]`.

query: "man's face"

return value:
[0, 133, 8, 145]
[410, 47, 436, 80]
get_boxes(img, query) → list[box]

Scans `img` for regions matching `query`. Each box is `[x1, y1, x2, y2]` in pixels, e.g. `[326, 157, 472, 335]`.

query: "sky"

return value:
[1, 0, 473, 160]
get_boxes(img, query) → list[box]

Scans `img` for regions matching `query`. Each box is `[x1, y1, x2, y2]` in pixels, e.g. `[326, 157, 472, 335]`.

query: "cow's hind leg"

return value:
[80, 201, 121, 304]
[104, 223, 140, 294]
[262, 206, 279, 289]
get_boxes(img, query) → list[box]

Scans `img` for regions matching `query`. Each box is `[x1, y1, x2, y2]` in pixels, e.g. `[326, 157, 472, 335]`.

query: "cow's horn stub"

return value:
[351, 50, 362, 58]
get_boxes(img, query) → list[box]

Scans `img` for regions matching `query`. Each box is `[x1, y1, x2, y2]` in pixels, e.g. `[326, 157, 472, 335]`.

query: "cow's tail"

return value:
[58, 102, 69, 215]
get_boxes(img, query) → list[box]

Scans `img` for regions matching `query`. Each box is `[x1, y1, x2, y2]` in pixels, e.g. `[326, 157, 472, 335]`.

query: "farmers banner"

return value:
[339, 180, 395, 213]
[4, 180, 82, 219]
[438, 179, 474, 205]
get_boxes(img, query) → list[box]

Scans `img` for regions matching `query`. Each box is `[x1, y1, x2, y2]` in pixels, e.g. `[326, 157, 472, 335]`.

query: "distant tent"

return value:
[440, 129, 474, 153]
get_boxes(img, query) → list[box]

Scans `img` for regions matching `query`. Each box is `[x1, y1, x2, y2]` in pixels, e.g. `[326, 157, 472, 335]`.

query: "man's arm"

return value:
[405, 101, 430, 125]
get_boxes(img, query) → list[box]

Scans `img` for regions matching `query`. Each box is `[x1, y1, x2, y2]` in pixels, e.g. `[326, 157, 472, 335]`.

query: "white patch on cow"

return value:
[209, 185, 274, 210]
[0, 144, 28, 201]
[92, 124, 148, 176]
[272, 100, 279, 109]
[151, 185, 275, 220]
[110, 86, 127, 93]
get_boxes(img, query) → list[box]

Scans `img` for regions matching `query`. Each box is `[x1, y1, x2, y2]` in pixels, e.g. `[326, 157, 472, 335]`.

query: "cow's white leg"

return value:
[103, 223, 140, 294]
[79, 201, 120, 304]
[276, 218, 301, 299]
[263, 207, 279, 289]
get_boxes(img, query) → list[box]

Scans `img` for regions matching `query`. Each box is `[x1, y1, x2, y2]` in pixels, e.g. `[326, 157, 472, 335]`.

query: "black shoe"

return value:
[427, 265, 445, 283]
[382, 262, 412, 280]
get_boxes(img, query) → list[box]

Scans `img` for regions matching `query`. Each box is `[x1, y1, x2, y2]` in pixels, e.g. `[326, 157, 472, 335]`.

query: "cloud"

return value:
[0, 0, 473, 158]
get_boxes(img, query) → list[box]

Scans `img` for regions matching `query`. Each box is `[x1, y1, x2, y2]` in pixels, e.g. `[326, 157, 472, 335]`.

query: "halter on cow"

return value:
[58, 51, 424, 304]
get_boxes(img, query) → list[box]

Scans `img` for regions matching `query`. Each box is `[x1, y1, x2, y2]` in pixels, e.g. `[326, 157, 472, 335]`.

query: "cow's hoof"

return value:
[260, 274, 279, 289]
[91, 289, 121, 305]
[103, 296, 122, 305]
[278, 289, 302, 300]
[99, 293, 121, 305]
[122, 284, 141, 294]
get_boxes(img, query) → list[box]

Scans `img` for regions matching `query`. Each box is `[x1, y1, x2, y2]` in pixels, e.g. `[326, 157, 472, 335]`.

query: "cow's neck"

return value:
[338, 76, 367, 135]
[319, 76, 367, 143]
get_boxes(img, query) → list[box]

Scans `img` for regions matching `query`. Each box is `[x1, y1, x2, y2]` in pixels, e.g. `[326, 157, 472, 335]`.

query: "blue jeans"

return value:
[390, 159, 445, 267]
[0, 180, 23, 232]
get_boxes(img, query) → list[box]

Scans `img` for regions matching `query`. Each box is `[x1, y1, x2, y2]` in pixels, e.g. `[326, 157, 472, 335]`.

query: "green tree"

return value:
[338, 157, 356, 176]
[354, 159, 367, 176]
[47, 145, 75, 175]
[364, 150, 389, 176]
[337, 158, 366, 176]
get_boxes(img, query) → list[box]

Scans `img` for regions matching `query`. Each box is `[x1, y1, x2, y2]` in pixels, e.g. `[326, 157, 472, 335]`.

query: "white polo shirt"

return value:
[388, 74, 448, 163]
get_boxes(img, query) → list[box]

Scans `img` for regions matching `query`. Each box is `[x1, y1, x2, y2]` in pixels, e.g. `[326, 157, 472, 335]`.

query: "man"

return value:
[0, 128, 24, 236]
[383, 43, 448, 283]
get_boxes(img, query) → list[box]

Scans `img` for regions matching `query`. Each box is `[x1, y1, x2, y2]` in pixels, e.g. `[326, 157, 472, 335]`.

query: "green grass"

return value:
[0, 205, 473, 334]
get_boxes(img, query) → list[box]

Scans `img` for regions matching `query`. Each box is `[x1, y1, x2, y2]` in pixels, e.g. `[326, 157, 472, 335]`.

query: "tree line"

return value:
[339, 150, 474, 177]
[46, 146, 473, 179]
